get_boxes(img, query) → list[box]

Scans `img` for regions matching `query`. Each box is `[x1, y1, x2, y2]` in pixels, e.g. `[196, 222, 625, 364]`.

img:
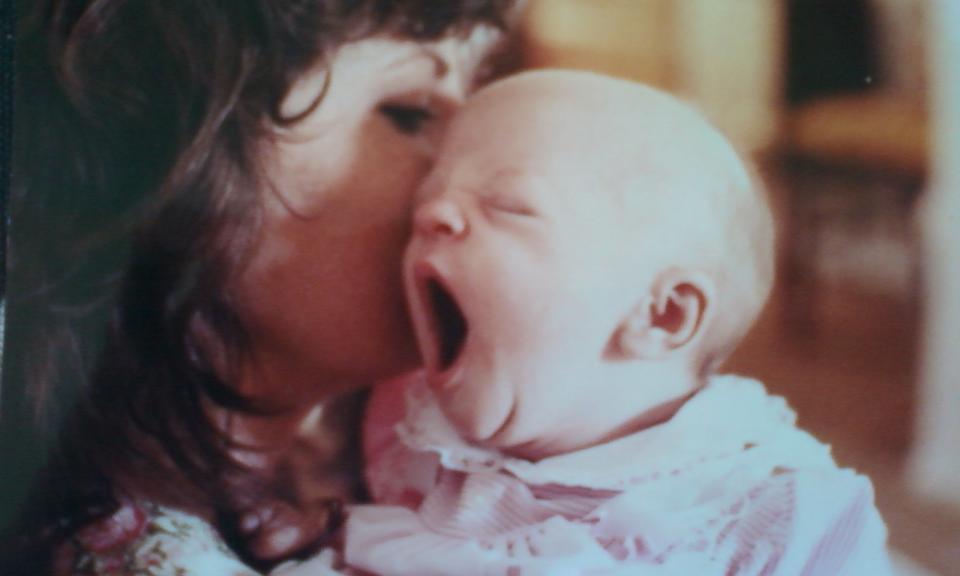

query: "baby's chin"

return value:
[438, 379, 514, 445]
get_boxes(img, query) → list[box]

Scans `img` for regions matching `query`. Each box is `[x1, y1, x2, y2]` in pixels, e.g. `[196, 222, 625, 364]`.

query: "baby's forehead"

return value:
[456, 77, 722, 175]
[437, 71, 745, 210]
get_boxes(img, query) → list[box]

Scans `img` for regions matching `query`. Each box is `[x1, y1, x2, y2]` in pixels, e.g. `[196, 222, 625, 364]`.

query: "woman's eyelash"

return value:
[380, 104, 433, 135]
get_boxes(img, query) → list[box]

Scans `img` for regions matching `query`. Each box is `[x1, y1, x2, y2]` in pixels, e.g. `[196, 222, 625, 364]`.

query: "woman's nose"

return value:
[414, 197, 467, 238]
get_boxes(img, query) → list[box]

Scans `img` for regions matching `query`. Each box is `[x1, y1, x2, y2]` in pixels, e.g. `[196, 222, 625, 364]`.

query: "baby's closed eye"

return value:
[482, 193, 538, 218]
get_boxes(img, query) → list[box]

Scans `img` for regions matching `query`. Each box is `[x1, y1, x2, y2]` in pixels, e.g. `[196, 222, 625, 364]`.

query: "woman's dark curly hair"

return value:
[2, 0, 515, 571]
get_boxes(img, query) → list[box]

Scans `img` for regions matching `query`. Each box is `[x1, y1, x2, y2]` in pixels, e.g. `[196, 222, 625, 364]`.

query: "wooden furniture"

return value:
[778, 91, 928, 330]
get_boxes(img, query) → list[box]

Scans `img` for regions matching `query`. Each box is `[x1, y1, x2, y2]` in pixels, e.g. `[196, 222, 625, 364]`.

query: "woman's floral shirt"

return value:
[54, 502, 256, 576]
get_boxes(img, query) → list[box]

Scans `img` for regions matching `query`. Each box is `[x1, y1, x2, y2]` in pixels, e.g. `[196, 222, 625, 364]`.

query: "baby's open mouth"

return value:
[425, 278, 468, 372]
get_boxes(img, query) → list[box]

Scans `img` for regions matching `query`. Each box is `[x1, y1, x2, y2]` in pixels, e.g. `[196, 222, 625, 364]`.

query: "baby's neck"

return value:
[596, 384, 699, 444]
[507, 362, 704, 461]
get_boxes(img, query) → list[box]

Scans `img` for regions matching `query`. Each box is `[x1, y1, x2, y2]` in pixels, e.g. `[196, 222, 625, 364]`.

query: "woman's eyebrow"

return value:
[390, 48, 448, 80]
[378, 49, 444, 84]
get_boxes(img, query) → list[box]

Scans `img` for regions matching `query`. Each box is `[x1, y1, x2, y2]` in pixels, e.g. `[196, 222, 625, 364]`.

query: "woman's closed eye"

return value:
[379, 103, 434, 135]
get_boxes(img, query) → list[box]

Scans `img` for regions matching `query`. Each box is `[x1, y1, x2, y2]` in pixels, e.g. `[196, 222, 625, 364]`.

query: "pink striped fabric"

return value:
[419, 469, 615, 539]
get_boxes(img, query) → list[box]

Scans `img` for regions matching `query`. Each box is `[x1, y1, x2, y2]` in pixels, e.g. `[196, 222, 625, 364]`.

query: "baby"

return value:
[341, 70, 892, 575]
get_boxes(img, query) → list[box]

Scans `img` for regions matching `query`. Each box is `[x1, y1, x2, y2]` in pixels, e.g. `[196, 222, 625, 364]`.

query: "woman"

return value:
[2, 0, 516, 573]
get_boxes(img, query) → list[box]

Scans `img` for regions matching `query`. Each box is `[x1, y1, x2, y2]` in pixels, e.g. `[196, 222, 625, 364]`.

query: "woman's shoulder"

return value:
[54, 502, 258, 575]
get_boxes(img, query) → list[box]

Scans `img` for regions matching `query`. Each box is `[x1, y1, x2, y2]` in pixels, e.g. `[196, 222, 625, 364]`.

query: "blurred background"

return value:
[507, 1, 959, 574]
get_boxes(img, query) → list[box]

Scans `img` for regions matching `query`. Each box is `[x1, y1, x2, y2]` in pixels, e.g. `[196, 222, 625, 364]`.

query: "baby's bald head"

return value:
[439, 69, 774, 371]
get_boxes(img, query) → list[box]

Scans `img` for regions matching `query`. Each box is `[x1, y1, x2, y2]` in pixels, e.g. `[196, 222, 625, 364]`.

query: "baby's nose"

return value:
[413, 197, 467, 238]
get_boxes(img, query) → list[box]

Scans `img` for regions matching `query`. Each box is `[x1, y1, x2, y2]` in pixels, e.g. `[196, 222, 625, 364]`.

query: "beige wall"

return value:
[523, 0, 677, 88]
[673, 0, 783, 152]
[522, 0, 782, 151]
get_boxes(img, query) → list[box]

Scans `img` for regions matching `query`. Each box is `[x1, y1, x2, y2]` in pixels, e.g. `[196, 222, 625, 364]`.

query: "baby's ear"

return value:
[607, 269, 715, 361]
